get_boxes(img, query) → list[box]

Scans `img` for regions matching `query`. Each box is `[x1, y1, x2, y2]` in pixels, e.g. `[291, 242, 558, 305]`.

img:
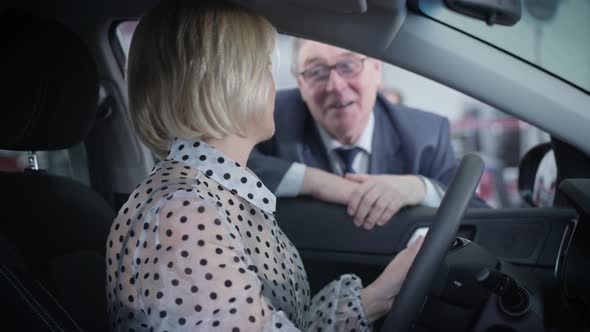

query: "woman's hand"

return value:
[360, 236, 425, 323]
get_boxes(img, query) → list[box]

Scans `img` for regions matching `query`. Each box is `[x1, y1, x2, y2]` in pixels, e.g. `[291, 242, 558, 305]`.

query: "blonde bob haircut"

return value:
[128, 0, 276, 159]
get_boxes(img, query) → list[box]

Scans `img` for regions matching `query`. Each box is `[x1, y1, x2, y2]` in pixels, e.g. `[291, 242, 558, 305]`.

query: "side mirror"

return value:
[518, 142, 556, 206]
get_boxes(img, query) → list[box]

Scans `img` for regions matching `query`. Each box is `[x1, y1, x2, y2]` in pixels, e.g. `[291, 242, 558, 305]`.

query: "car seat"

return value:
[0, 9, 115, 331]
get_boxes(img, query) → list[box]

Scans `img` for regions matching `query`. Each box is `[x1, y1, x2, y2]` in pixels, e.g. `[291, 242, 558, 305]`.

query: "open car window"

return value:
[114, 21, 551, 208]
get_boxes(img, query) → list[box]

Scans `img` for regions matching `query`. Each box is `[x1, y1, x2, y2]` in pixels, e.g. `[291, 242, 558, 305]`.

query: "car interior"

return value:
[1, 0, 589, 331]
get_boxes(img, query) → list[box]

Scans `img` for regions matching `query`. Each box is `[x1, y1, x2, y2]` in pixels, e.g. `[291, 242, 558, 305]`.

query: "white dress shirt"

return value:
[275, 113, 444, 207]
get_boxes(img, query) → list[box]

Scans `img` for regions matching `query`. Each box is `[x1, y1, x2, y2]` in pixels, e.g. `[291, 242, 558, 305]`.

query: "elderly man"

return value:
[249, 39, 484, 230]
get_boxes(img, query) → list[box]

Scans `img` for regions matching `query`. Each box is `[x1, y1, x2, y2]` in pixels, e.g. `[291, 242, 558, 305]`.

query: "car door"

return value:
[276, 198, 576, 295]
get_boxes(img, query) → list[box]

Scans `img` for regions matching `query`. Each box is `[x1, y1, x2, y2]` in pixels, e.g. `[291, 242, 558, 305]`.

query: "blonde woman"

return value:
[105, 1, 423, 331]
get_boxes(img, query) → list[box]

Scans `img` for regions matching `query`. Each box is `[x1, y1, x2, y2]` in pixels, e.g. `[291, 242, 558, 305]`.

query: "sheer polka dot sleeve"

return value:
[132, 191, 300, 331]
[304, 275, 371, 332]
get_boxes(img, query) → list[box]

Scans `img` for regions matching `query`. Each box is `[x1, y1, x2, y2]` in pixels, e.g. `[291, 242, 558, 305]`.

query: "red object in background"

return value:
[0, 156, 22, 172]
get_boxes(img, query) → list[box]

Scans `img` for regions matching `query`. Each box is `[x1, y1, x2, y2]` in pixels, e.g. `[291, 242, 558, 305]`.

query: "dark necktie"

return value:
[334, 147, 362, 175]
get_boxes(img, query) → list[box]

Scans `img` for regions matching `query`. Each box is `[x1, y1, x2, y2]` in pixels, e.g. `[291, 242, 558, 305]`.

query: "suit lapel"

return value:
[370, 99, 404, 175]
[281, 90, 406, 175]
[302, 119, 333, 172]
[273, 89, 325, 168]
[274, 91, 334, 172]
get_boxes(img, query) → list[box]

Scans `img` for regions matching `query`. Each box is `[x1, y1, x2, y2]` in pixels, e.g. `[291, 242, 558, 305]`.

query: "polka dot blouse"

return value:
[106, 139, 370, 331]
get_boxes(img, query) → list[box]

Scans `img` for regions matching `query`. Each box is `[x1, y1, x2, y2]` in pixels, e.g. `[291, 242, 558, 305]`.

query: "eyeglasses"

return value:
[299, 58, 368, 85]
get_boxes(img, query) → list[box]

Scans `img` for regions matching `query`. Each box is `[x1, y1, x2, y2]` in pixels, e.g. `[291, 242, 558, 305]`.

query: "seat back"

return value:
[0, 233, 84, 331]
[0, 9, 115, 331]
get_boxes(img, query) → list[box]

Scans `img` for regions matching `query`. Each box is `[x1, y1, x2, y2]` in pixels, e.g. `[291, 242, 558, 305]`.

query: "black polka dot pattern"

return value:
[168, 140, 275, 214]
[106, 139, 369, 331]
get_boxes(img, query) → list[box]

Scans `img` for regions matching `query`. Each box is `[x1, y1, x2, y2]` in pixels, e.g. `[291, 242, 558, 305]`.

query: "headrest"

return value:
[0, 9, 99, 151]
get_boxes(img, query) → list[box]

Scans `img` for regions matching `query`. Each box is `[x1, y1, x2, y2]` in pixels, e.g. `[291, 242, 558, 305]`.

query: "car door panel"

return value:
[276, 198, 576, 294]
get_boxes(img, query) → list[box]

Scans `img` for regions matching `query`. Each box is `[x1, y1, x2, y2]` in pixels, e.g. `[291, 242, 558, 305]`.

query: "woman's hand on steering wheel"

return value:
[360, 236, 425, 324]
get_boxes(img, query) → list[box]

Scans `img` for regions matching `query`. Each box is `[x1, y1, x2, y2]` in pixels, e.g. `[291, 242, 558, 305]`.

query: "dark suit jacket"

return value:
[248, 89, 487, 207]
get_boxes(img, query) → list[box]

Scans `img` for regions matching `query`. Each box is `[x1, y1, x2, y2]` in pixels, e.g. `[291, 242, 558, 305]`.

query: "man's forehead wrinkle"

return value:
[302, 52, 362, 68]
[303, 57, 325, 67]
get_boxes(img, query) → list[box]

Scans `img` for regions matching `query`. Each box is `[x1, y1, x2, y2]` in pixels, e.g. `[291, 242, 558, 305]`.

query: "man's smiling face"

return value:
[296, 40, 381, 144]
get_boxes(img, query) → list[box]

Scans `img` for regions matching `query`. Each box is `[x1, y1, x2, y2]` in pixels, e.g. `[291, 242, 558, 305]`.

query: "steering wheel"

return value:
[381, 153, 484, 331]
